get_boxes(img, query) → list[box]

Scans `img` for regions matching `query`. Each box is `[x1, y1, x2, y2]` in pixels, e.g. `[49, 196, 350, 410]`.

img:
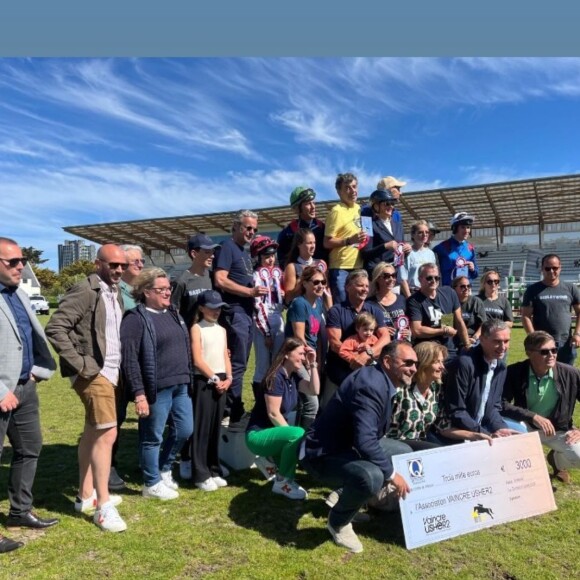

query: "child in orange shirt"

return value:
[339, 312, 379, 369]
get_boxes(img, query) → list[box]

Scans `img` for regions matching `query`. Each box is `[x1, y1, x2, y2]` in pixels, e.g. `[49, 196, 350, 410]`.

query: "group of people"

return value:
[1, 171, 579, 554]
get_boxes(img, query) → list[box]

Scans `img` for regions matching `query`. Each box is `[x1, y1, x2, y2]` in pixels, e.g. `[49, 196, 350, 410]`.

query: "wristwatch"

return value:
[208, 374, 220, 385]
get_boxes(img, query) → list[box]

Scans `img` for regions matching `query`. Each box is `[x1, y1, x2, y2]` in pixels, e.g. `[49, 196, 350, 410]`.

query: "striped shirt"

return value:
[98, 279, 123, 385]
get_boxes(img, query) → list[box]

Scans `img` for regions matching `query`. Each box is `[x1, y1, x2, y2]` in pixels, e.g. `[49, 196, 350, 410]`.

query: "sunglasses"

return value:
[242, 225, 258, 233]
[102, 261, 129, 271]
[543, 266, 560, 272]
[381, 272, 396, 280]
[534, 347, 558, 356]
[0, 257, 28, 268]
[310, 279, 327, 287]
[401, 359, 418, 368]
[486, 279, 500, 285]
[458, 284, 471, 290]
[425, 275, 440, 282]
[150, 287, 172, 295]
[131, 259, 145, 266]
[380, 200, 397, 206]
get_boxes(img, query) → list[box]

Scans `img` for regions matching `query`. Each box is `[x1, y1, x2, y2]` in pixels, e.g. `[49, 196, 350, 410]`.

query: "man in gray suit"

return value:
[0, 237, 58, 554]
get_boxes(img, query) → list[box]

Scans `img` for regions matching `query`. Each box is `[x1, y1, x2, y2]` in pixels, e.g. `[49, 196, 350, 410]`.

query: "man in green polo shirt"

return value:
[502, 331, 580, 484]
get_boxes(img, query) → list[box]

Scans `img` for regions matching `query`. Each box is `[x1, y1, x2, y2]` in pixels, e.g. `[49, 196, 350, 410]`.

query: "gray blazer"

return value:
[0, 288, 56, 401]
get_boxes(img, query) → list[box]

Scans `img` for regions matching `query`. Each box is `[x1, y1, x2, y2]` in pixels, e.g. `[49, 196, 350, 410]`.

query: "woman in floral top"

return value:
[388, 341, 447, 450]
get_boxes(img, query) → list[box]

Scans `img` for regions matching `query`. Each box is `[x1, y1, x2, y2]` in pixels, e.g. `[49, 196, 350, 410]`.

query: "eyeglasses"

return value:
[310, 279, 327, 287]
[425, 275, 440, 282]
[401, 359, 418, 368]
[131, 259, 145, 266]
[486, 279, 500, 285]
[0, 257, 28, 268]
[543, 266, 560, 272]
[458, 284, 471, 290]
[150, 287, 172, 295]
[242, 225, 258, 233]
[101, 261, 128, 271]
[533, 347, 558, 356]
[381, 272, 396, 280]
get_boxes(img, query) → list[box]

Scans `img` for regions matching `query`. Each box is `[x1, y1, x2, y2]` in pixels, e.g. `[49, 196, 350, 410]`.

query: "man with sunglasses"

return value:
[433, 212, 479, 286]
[521, 254, 580, 365]
[502, 331, 580, 483]
[214, 210, 268, 427]
[301, 340, 413, 553]
[0, 237, 58, 553]
[276, 186, 327, 269]
[108, 244, 145, 492]
[408, 263, 470, 359]
[46, 244, 128, 532]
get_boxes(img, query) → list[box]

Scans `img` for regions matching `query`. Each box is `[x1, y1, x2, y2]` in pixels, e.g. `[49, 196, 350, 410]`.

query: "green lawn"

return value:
[1, 320, 579, 579]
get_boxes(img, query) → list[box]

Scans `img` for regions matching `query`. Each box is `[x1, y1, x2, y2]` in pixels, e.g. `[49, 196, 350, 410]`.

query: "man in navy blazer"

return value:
[0, 237, 58, 553]
[302, 340, 414, 553]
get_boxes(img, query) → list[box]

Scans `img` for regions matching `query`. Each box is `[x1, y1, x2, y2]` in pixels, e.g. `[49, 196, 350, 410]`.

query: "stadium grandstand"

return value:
[64, 173, 580, 313]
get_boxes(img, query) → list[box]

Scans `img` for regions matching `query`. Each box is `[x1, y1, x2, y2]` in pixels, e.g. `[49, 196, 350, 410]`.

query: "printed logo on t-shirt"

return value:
[309, 314, 320, 337]
[428, 306, 443, 327]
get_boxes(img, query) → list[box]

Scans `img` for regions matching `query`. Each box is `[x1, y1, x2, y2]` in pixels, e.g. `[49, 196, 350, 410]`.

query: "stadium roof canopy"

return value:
[64, 173, 580, 255]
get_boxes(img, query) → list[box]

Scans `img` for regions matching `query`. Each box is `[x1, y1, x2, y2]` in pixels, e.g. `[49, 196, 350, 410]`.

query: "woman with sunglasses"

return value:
[388, 341, 447, 450]
[478, 270, 513, 328]
[360, 189, 411, 276]
[285, 266, 327, 428]
[283, 228, 331, 309]
[400, 220, 437, 298]
[368, 262, 410, 341]
[452, 275, 487, 348]
[120, 268, 194, 501]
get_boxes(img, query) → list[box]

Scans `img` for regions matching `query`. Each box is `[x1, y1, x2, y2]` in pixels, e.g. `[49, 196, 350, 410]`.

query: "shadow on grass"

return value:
[227, 470, 407, 550]
[0, 426, 144, 517]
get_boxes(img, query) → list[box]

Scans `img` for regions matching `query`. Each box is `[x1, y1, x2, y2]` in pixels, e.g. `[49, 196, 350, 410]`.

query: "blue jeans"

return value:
[328, 269, 350, 305]
[301, 437, 412, 527]
[139, 384, 193, 487]
[502, 418, 528, 433]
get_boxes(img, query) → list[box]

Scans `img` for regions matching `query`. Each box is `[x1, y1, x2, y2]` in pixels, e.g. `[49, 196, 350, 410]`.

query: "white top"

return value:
[400, 247, 437, 288]
[194, 319, 227, 374]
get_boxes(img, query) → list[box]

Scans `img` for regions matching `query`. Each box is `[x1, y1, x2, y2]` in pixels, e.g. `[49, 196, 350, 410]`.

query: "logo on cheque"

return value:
[472, 503, 495, 523]
[407, 458, 424, 480]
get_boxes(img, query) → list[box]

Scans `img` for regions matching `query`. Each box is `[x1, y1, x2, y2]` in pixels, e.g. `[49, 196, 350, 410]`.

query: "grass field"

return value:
[1, 319, 579, 579]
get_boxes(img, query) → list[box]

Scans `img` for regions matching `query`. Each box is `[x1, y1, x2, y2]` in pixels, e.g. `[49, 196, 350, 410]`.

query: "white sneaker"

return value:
[212, 476, 228, 488]
[108, 467, 126, 491]
[93, 502, 127, 533]
[161, 470, 179, 491]
[179, 460, 192, 480]
[74, 490, 123, 514]
[219, 464, 230, 478]
[255, 456, 277, 481]
[196, 477, 218, 492]
[272, 478, 308, 500]
[142, 481, 179, 500]
[327, 520, 363, 553]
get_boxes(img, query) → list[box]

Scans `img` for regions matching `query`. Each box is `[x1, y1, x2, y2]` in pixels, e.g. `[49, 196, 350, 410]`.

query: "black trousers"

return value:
[0, 380, 43, 516]
[192, 375, 226, 483]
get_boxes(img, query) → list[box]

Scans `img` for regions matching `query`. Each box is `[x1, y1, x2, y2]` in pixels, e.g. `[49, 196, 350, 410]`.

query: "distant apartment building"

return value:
[58, 239, 96, 271]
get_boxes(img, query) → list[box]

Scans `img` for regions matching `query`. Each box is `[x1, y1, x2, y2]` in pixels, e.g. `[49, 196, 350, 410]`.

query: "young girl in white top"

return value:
[190, 290, 232, 492]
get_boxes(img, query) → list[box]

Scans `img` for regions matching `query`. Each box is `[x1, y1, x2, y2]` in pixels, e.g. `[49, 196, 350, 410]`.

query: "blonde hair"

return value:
[369, 261, 395, 297]
[355, 311, 377, 331]
[414, 341, 447, 386]
[131, 267, 168, 303]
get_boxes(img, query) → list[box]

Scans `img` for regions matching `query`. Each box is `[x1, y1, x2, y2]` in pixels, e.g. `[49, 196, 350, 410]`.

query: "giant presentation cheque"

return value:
[392, 432, 556, 549]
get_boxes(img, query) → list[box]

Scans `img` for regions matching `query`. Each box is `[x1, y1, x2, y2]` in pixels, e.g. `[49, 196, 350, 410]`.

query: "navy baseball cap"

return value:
[187, 234, 218, 252]
[197, 290, 227, 309]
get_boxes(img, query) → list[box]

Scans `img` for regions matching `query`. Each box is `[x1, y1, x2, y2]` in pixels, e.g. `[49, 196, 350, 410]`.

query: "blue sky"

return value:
[2, 57, 580, 270]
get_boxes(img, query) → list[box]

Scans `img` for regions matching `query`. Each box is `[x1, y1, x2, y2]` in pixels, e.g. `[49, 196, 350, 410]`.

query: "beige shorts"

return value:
[73, 374, 117, 429]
